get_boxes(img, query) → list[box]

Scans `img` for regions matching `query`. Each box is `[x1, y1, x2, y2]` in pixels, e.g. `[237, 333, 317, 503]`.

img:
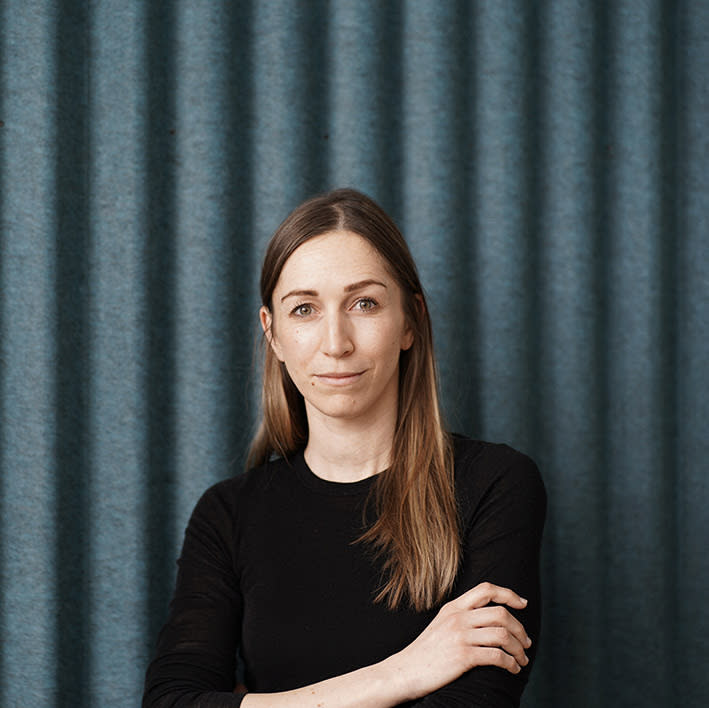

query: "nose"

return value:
[322, 311, 353, 357]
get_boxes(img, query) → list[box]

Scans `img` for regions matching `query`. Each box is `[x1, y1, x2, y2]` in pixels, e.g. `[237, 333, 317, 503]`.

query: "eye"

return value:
[354, 297, 378, 312]
[291, 303, 313, 317]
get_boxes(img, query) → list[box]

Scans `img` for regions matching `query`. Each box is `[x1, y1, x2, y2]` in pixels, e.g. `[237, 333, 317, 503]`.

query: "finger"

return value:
[468, 626, 530, 668]
[453, 582, 528, 612]
[468, 646, 523, 675]
[468, 605, 531, 648]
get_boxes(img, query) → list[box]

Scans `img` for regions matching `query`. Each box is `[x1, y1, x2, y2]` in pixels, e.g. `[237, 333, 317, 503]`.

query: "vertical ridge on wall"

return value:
[590, 1, 615, 701]
[327, 0, 404, 213]
[656, 0, 682, 698]
[172, 0, 241, 551]
[603, 3, 674, 703]
[0, 0, 4, 690]
[143, 0, 178, 655]
[537, 1, 608, 704]
[0, 0, 6, 694]
[223, 0, 257, 476]
[88, 1, 148, 701]
[519, 4, 552, 699]
[54, 2, 92, 704]
[520, 0, 545, 479]
[1, 3, 59, 704]
[400, 0, 478, 435]
[471, 2, 533, 451]
[251, 0, 330, 245]
[677, 2, 709, 703]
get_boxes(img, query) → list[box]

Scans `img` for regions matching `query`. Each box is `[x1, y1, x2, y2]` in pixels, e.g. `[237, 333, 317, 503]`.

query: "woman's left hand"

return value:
[382, 581, 532, 701]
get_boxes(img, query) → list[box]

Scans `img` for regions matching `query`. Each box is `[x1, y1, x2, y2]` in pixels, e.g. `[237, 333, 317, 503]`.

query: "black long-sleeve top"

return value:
[143, 435, 546, 707]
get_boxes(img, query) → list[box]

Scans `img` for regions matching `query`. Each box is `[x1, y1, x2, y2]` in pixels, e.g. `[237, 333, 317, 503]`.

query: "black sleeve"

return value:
[143, 481, 246, 708]
[407, 446, 547, 708]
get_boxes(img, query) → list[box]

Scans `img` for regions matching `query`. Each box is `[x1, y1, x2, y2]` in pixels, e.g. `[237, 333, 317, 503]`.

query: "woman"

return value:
[143, 188, 546, 707]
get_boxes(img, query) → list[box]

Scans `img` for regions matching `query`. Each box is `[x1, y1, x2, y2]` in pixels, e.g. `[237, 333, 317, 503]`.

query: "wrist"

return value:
[377, 650, 420, 703]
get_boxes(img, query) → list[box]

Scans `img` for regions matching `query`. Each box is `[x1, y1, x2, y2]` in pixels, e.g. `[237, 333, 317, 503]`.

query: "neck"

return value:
[304, 407, 397, 483]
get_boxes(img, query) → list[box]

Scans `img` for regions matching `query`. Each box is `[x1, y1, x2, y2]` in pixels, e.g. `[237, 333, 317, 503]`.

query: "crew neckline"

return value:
[293, 451, 380, 496]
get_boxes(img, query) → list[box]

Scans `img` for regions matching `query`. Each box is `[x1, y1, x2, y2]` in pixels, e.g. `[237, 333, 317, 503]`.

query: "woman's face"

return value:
[261, 230, 414, 427]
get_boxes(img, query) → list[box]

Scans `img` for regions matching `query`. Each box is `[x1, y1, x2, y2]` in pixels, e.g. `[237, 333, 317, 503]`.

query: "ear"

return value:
[401, 294, 424, 351]
[260, 306, 284, 361]
[401, 325, 414, 352]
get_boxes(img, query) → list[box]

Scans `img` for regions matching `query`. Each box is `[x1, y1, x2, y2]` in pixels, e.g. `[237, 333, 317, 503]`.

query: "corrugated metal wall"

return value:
[1, 2, 707, 706]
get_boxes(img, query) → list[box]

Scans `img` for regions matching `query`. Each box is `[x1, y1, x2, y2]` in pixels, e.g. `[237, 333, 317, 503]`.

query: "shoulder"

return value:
[179, 455, 300, 566]
[187, 456, 298, 532]
[450, 434, 546, 524]
[451, 433, 542, 484]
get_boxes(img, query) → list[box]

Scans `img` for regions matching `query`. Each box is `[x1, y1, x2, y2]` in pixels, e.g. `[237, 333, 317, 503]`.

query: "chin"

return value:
[305, 394, 374, 422]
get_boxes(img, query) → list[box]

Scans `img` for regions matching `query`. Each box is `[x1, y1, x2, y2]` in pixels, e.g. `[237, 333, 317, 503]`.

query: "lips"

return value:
[314, 371, 364, 385]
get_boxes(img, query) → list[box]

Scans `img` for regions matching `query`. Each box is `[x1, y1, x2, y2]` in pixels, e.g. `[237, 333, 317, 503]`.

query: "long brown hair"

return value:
[247, 188, 459, 611]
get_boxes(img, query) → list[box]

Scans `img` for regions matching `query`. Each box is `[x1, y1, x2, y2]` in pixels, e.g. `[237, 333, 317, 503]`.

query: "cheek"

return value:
[279, 326, 315, 365]
[361, 322, 406, 359]
[291, 327, 310, 351]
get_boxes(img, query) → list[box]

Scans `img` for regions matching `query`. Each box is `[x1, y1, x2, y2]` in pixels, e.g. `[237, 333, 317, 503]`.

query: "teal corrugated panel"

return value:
[172, 1, 250, 549]
[602, 3, 675, 704]
[88, 1, 148, 704]
[251, 0, 329, 241]
[470, 2, 536, 451]
[141, 0, 179, 664]
[1, 3, 59, 704]
[328, 1, 404, 204]
[677, 2, 709, 705]
[1, 2, 707, 707]
[400, 1, 478, 434]
[53, 1, 91, 703]
[531, 1, 602, 704]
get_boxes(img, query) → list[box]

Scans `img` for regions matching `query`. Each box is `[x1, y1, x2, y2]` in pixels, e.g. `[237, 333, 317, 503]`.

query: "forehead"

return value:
[276, 230, 391, 288]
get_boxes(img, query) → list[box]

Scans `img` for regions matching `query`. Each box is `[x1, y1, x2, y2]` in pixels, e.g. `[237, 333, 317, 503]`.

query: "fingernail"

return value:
[525, 636, 532, 647]
[521, 597, 528, 604]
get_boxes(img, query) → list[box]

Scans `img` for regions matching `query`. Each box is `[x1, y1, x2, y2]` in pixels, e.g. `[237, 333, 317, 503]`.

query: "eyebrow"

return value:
[280, 279, 388, 302]
[344, 278, 388, 293]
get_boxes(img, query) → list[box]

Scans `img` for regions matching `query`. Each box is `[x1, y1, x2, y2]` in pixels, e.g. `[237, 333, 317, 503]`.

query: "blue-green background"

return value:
[1, 1, 707, 706]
